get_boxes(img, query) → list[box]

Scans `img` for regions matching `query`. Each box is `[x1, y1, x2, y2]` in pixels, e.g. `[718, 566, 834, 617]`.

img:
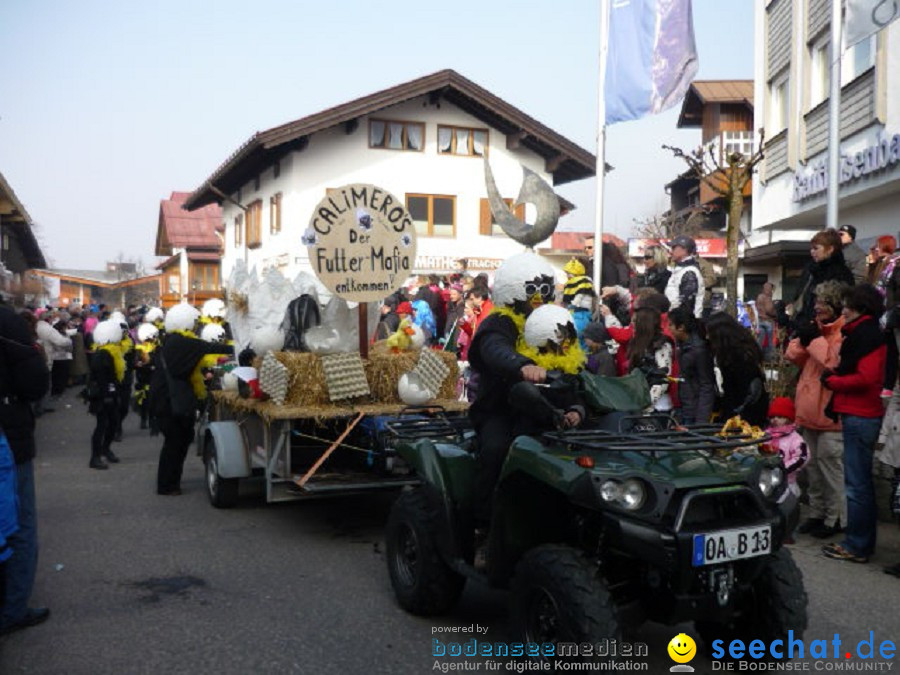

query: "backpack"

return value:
[281, 295, 321, 352]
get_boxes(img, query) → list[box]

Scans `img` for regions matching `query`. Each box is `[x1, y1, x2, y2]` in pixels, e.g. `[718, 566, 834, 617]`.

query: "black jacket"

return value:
[718, 360, 769, 428]
[643, 266, 671, 295]
[88, 349, 119, 414]
[677, 333, 716, 425]
[0, 304, 50, 463]
[149, 333, 233, 419]
[468, 313, 533, 427]
[794, 252, 855, 327]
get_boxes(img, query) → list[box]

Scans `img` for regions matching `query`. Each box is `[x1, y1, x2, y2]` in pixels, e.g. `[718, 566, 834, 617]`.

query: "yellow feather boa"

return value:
[168, 329, 209, 400]
[490, 306, 586, 375]
[97, 343, 125, 382]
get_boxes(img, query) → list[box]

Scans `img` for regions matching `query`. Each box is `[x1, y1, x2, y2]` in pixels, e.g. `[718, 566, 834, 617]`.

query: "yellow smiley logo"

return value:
[667, 633, 697, 664]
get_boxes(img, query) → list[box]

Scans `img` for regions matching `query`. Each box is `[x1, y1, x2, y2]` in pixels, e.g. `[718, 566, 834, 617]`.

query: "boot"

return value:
[104, 450, 120, 464]
[89, 456, 109, 470]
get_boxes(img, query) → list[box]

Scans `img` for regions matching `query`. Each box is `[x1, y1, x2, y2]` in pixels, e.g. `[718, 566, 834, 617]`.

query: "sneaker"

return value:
[822, 543, 868, 563]
[797, 517, 824, 535]
[89, 457, 109, 470]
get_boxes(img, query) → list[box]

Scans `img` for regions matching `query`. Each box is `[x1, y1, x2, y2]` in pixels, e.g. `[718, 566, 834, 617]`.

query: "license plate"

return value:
[692, 526, 771, 566]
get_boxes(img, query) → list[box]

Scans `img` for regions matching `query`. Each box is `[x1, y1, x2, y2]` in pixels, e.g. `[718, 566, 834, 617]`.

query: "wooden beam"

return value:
[545, 153, 566, 173]
[506, 130, 527, 150]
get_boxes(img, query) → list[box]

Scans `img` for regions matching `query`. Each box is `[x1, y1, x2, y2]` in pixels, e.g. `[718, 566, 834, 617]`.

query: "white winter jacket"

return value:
[36, 319, 72, 365]
[664, 257, 704, 318]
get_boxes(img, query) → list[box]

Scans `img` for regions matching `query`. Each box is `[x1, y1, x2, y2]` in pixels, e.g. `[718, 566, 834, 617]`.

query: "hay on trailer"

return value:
[272, 351, 330, 406]
[366, 348, 458, 403]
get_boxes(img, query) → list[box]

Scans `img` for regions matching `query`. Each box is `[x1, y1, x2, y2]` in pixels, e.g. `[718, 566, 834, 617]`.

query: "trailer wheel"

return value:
[386, 489, 465, 615]
[205, 441, 239, 509]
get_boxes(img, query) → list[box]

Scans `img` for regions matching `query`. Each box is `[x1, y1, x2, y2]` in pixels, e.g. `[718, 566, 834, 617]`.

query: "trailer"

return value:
[196, 390, 470, 508]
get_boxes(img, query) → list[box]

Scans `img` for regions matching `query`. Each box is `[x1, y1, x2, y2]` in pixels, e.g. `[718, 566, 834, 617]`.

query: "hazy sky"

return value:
[0, 0, 753, 270]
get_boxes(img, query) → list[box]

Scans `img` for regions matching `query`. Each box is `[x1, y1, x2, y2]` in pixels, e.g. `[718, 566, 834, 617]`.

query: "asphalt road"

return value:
[1, 389, 899, 674]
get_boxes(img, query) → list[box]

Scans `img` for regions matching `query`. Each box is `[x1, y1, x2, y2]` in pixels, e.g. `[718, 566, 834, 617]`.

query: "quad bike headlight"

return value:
[758, 467, 784, 498]
[620, 479, 647, 510]
[599, 478, 647, 511]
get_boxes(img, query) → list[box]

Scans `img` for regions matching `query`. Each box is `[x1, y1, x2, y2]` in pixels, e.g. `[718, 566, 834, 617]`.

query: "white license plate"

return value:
[692, 526, 771, 566]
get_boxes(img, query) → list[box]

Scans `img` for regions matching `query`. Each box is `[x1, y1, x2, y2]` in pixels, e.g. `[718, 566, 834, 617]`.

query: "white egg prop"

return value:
[398, 372, 433, 405]
[408, 324, 426, 350]
[492, 251, 556, 307]
[251, 326, 285, 355]
[222, 373, 239, 392]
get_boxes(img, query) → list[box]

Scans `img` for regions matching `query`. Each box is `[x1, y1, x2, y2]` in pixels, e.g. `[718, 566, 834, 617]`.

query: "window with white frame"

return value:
[841, 35, 875, 85]
[722, 130, 756, 159]
[768, 75, 789, 134]
[810, 39, 830, 108]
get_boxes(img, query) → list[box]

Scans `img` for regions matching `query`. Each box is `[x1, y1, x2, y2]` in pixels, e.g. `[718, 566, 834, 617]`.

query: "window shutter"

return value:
[479, 198, 492, 235]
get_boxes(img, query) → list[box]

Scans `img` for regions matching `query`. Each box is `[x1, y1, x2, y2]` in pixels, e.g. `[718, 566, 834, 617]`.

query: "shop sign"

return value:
[628, 238, 742, 258]
[303, 184, 417, 302]
[413, 255, 504, 272]
[792, 132, 900, 202]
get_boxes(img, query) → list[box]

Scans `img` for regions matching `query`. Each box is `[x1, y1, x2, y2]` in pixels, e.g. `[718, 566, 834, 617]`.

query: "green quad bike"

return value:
[384, 404, 808, 654]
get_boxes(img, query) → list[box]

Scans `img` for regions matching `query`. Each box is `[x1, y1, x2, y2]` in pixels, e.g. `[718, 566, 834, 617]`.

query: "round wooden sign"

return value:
[303, 184, 417, 302]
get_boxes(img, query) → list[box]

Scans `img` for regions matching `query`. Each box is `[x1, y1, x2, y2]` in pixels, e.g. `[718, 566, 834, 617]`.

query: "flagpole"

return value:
[826, 0, 843, 230]
[594, 0, 610, 294]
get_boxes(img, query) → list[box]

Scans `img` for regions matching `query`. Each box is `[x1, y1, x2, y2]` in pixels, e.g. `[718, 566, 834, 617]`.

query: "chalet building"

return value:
[753, 0, 900, 297]
[182, 70, 595, 287]
[28, 264, 162, 308]
[154, 192, 224, 308]
[0, 171, 46, 300]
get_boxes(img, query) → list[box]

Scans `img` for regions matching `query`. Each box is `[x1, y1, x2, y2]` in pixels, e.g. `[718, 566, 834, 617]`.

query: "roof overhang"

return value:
[183, 70, 596, 211]
[0, 171, 47, 269]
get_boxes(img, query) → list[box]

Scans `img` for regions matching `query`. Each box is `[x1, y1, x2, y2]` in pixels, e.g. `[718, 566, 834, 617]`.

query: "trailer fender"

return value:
[205, 421, 251, 479]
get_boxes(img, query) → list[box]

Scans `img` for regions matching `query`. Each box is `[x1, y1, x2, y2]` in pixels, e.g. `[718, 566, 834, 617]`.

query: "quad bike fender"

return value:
[205, 421, 251, 479]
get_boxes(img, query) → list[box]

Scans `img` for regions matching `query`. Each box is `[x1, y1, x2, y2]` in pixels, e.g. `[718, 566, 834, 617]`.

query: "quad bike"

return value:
[384, 378, 807, 658]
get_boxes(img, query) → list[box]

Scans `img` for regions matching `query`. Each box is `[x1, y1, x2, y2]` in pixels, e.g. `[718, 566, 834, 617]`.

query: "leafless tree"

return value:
[663, 130, 765, 316]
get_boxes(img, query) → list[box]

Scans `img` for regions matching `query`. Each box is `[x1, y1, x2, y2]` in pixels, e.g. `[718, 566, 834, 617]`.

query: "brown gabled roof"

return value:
[155, 191, 223, 256]
[0, 171, 47, 269]
[183, 69, 596, 211]
[677, 80, 754, 128]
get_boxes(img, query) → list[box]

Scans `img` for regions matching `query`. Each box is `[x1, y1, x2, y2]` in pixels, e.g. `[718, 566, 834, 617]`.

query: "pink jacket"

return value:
[784, 316, 844, 431]
[765, 423, 809, 484]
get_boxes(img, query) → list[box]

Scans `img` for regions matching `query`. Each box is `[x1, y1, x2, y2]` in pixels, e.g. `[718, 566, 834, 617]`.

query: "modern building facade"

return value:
[753, 0, 900, 298]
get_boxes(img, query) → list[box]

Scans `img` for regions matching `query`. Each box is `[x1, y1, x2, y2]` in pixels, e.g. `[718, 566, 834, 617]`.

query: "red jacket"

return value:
[824, 315, 887, 419]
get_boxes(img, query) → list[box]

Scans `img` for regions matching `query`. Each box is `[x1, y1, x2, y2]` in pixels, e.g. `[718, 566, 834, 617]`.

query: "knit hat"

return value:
[768, 397, 795, 421]
[396, 301, 413, 316]
[582, 321, 609, 344]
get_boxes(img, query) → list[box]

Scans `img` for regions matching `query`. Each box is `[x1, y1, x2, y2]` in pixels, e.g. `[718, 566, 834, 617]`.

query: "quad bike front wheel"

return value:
[510, 544, 619, 660]
[386, 488, 466, 616]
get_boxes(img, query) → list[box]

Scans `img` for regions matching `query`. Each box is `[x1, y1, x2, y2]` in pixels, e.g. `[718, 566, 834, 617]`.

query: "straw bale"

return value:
[272, 351, 330, 406]
[365, 348, 459, 403]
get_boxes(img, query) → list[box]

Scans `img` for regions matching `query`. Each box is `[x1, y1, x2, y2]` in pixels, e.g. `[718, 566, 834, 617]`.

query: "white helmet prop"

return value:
[201, 298, 226, 320]
[492, 252, 556, 309]
[108, 310, 127, 326]
[524, 304, 577, 352]
[200, 323, 227, 343]
[165, 303, 200, 333]
[145, 307, 165, 324]
[137, 322, 160, 343]
[93, 319, 125, 346]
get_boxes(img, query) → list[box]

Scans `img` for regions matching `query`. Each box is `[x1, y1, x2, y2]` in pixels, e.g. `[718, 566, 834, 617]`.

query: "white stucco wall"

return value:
[220, 96, 563, 288]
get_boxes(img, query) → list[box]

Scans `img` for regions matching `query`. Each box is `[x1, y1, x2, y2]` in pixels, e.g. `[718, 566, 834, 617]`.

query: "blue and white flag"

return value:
[846, 0, 900, 47]
[604, 0, 699, 125]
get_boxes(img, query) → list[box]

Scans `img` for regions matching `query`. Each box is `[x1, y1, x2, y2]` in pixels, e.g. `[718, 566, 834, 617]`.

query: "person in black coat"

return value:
[468, 254, 556, 527]
[706, 312, 769, 427]
[793, 229, 855, 329]
[150, 305, 233, 496]
[0, 302, 51, 635]
[87, 320, 126, 469]
[669, 306, 715, 425]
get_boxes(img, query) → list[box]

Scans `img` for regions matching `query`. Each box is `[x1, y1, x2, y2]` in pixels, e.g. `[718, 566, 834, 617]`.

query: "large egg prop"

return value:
[398, 372, 433, 405]
[408, 324, 426, 350]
